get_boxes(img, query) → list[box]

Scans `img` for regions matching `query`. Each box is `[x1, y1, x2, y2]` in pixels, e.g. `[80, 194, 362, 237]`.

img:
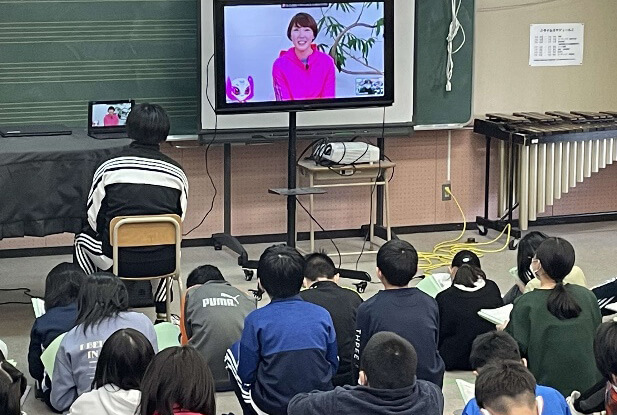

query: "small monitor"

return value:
[213, 0, 394, 114]
[88, 100, 134, 138]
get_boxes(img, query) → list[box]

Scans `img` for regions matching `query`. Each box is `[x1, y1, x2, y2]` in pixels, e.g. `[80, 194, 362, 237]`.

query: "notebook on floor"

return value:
[88, 99, 134, 139]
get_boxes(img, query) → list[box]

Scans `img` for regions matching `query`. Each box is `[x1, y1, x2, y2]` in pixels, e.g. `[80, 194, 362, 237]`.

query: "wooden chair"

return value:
[110, 214, 183, 322]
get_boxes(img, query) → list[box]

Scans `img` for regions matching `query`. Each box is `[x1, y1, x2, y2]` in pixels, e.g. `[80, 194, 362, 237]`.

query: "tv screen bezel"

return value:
[213, 0, 394, 115]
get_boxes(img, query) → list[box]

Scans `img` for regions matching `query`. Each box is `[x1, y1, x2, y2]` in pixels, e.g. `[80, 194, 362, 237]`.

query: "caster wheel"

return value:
[249, 287, 263, 301]
[477, 225, 488, 236]
[214, 242, 222, 250]
[509, 239, 519, 250]
[243, 269, 254, 281]
[354, 281, 368, 294]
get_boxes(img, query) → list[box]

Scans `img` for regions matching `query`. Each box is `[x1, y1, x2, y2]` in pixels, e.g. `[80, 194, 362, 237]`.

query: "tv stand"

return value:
[212, 111, 375, 287]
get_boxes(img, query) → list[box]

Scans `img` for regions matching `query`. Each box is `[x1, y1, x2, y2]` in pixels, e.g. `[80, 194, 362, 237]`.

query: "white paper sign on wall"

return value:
[529, 23, 584, 67]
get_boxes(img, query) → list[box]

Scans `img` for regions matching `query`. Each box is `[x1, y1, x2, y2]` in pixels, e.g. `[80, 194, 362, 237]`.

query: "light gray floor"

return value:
[2, 221, 616, 415]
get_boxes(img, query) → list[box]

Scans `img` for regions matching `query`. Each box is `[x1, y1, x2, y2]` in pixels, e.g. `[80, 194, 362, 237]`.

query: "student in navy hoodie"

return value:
[354, 239, 445, 387]
[288, 331, 443, 415]
[226, 245, 338, 415]
[28, 262, 85, 411]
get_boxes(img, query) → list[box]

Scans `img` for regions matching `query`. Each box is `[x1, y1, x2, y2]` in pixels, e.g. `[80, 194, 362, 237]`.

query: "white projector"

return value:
[313, 142, 381, 165]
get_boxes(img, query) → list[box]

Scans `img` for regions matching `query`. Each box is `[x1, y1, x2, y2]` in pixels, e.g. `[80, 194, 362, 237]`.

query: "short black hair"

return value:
[76, 273, 129, 333]
[304, 251, 336, 282]
[140, 346, 216, 415]
[594, 321, 617, 381]
[257, 245, 305, 299]
[451, 250, 481, 269]
[44, 262, 85, 309]
[187, 265, 225, 288]
[0, 360, 27, 415]
[376, 239, 418, 287]
[469, 331, 521, 370]
[475, 361, 537, 413]
[108, 106, 115, 112]
[126, 103, 170, 145]
[360, 331, 417, 389]
[93, 328, 155, 390]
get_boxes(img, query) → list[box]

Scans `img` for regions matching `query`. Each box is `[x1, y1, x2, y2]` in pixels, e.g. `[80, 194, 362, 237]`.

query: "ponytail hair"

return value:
[535, 237, 581, 320]
[453, 264, 486, 288]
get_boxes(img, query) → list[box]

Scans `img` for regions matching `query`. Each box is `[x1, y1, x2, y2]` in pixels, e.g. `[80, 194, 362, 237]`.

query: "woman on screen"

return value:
[103, 106, 120, 126]
[272, 12, 336, 101]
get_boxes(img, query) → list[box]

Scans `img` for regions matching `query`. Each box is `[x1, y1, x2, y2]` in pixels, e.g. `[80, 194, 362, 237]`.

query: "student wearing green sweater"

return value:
[505, 237, 602, 397]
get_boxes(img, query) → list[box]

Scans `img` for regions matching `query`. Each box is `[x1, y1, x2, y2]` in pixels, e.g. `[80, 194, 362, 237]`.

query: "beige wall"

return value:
[474, 0, 617, 116]
[2, 0, 617, 250]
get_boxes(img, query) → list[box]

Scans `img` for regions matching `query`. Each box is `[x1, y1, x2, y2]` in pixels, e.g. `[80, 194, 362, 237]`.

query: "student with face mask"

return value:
[505, 237, 602, 397]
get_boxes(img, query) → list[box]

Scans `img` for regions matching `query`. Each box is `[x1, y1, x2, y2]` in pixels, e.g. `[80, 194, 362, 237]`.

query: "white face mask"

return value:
[529, 261, 540, 278]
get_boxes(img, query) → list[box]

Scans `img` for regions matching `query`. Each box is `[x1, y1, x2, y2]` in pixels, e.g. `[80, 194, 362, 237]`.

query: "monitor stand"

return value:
[213, 111, 372, 290]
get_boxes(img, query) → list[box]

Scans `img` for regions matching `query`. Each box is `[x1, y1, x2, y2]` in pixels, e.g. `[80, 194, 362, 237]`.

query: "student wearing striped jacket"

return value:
[74, 103, 188, 320]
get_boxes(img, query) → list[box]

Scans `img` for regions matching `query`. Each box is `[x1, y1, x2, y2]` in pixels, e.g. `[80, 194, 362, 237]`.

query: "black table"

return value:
[0, 131, 131, 239]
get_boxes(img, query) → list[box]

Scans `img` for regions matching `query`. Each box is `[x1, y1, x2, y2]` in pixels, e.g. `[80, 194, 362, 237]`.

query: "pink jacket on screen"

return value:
[272, 44, 336, 101]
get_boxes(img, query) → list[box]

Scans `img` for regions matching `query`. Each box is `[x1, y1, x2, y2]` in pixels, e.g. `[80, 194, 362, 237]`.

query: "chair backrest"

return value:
[110, 214, 181, 247]
[110, 214, 182, 277]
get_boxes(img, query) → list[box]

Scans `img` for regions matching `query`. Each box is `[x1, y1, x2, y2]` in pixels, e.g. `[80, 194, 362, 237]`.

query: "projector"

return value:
[312, 142, 381, 165]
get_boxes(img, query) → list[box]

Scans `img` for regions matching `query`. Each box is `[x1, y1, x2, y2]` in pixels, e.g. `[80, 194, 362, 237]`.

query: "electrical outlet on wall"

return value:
[442, 183, 451, 201]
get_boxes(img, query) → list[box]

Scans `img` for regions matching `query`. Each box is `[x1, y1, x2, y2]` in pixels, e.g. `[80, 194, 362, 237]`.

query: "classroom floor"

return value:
[1, 221, 616, 415]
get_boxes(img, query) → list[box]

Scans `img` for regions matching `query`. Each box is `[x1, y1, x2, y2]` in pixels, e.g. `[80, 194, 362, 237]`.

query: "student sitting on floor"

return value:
[68, 328, 155, 415]
[28, 263, 84, 409]
[437, 251, 503, 371]
[505, 237, 602, 396]
[354, 239, 445, 387]
[51, 273, 158, 412]
[568, 320, 617, 414]
[462, 331, 570, 415]
[288, 331, 443, 415]
[226, 245, 338, 415]
[503, 231, 587, 304]
[140, 346, 216, 415]
[180, 264, 255, 391]
[298, 252, 363, 386]
[475, 361, 545, 415]
[0, 359, 27, 415]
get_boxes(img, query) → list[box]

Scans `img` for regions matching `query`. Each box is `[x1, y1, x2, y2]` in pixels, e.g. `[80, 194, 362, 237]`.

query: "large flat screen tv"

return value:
[213, 0, 394, 114]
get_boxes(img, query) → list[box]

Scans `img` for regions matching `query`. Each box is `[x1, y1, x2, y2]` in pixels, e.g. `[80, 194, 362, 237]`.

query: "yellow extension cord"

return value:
[417, 187, 512, 274]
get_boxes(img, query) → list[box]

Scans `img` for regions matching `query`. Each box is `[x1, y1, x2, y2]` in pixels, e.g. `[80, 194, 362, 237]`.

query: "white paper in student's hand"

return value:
[31, 298, 46, 318]
[478, 304, 513, 326]
[456, 379, 475, 404]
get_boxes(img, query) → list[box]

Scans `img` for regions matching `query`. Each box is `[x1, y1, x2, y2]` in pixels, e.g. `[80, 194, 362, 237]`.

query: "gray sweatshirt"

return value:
[184, 280, 256, 390]
[50, 311, 157, 412]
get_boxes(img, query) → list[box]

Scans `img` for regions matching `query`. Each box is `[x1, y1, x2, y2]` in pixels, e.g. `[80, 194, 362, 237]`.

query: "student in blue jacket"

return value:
[226, 245, 338, 415]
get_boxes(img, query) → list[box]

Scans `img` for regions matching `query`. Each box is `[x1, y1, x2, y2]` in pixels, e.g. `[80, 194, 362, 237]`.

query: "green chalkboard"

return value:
[413, 0, 474, 126]
[0, 0, 198, 134]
